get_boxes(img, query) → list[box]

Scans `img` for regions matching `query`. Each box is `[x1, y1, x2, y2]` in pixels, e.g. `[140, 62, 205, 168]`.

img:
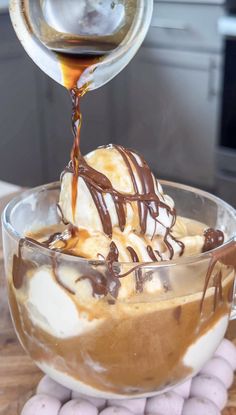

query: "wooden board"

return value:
[0, 193, 236, 415]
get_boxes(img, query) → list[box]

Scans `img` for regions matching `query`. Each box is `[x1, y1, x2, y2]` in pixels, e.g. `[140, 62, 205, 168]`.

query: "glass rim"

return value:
[2, 180, 236, 268]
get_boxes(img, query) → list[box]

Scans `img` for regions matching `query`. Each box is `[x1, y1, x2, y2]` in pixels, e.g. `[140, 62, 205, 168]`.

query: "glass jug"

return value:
[9, 0, 153, 90]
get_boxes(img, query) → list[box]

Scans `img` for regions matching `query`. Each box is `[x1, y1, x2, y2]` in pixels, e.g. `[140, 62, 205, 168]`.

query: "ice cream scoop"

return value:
[59, 145, 176, 238]
[58, 145, 207, 262]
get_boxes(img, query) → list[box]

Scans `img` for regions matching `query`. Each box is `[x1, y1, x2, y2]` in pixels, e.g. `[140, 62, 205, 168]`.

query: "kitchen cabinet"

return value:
[111, 47, 222, 189]
[150, 2, 224, 52]
[0, 12, 112, 186]
[0, 36, 45, 186]
[108, 2, 224, 190]
[0, 62, 43, 187]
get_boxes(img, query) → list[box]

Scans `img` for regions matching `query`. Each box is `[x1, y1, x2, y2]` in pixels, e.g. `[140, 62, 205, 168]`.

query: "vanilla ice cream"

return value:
[57, 144, 212, 263]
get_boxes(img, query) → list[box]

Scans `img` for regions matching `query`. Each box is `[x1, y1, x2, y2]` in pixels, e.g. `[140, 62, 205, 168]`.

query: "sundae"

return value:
[6, 142, 235, 398]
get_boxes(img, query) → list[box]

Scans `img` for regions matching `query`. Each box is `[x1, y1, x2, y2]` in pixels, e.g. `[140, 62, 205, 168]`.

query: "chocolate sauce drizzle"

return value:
[147, 246, 159, 262]
[200, 240, 236, 313]
[127, 246, 149, 293]
[12, 239, 36, 289]
[51, 254, 75, 295]
[173, 305, 182, 323]
[60, 83, 229, 302]
[105, 241, 121, 298]
[76, 241, 122, 299]
[213, 270, 223, 312]
[66, 83, 181, 258]
[57, 203, 69, 225]
[76, 273, 109, 298]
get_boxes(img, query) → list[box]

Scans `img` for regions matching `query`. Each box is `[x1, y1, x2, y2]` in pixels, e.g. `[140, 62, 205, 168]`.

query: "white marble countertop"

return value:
[0, 180, 20, 198]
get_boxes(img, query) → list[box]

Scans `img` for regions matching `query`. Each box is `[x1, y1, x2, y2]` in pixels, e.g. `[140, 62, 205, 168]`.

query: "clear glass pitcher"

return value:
[9, 0, 153, 90]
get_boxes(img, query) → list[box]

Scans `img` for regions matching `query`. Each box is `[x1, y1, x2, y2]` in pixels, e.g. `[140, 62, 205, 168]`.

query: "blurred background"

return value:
[0, 0, 236, 206]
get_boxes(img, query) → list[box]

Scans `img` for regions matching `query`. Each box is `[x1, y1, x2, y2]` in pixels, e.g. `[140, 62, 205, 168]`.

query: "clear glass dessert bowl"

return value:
[2, 181, 236, 399]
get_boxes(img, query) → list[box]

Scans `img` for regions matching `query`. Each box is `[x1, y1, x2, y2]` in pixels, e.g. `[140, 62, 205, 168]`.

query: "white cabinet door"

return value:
[0, 14, 113, 186]
[0, 55, 44, 186]
[148, 2, 224, 52]
[111, 47, 222, 189]
[0, 14, 46, 186]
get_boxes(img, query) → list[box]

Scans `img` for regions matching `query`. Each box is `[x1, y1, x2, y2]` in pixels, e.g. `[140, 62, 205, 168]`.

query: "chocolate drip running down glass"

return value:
[2, 14, 236, 400]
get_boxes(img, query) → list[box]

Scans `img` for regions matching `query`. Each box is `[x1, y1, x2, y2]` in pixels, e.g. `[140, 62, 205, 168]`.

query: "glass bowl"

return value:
[2, 181, 236, 399]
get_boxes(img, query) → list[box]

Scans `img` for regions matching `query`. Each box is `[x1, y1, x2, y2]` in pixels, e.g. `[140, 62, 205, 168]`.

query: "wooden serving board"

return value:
[0, 193, 236, 415]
